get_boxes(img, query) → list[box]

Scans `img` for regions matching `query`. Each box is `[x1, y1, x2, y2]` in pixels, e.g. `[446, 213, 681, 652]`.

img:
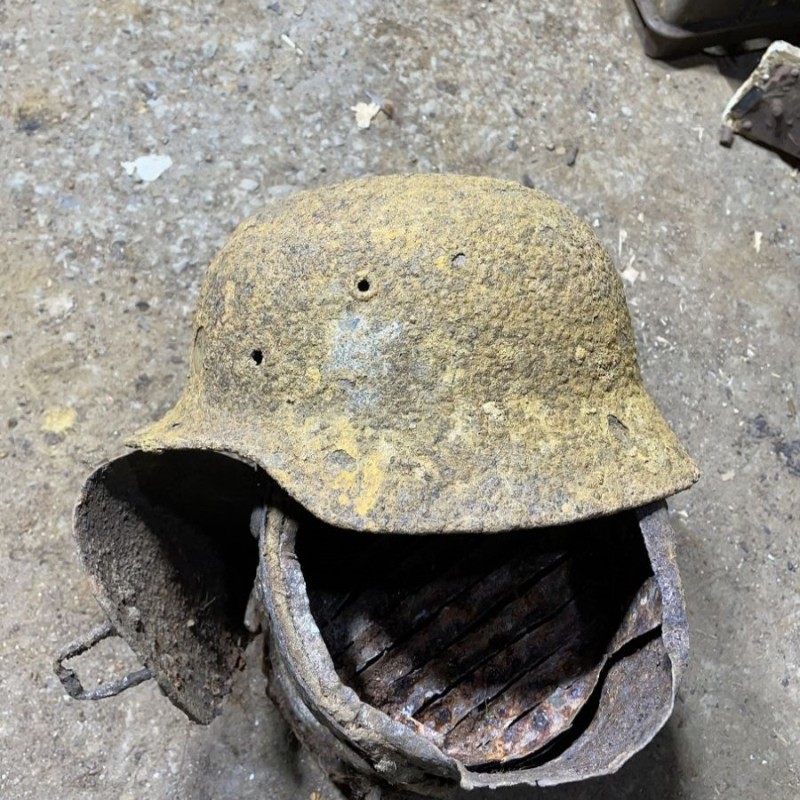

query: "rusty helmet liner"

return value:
[260, 495, 687, 796]
[295, 507, 659, 769]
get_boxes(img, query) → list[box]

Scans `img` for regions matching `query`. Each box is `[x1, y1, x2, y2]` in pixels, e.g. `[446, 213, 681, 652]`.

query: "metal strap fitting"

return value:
[54, 620, 152, 701]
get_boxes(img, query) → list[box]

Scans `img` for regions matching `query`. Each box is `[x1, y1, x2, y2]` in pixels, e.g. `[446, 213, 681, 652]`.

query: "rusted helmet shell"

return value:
[259, 499, 690, 797]
[60, 176, 697, 796]
[132, 174, 697, 531]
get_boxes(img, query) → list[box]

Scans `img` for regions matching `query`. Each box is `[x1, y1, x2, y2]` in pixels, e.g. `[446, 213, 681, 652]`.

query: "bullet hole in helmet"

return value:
[357, 278, 370, 293]
[251, 349, 263, 365]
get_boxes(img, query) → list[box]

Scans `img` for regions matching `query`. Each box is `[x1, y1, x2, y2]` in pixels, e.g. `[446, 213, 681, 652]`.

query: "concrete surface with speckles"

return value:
[0, 1, 797, 798]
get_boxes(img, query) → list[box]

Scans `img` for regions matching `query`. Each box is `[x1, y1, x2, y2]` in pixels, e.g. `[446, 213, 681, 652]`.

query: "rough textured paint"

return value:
[131, 174, 698, 533]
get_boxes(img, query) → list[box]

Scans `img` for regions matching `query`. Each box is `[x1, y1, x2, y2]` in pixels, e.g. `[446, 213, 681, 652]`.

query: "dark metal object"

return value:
[54, 621, 152, 700]
[260, 497, 689, 799]
[300, 514, 659, 767]
[60, 448, 689, 797]
[629, 0, 800, 59]
[57, 177, 698, 799]
[719, 124, 736, 147]
[71, 450, 265, 722]
[723, 41, 800, 159]
[128, 175, 698, 534]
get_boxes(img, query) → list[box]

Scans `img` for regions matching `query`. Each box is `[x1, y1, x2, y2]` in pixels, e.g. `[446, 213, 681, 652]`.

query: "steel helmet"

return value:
[60, 175, 697, 798]
[131, 173, 697, 532]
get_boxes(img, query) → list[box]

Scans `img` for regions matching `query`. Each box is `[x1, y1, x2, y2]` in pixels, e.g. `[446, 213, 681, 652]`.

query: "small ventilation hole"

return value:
[251, 349, 263, 365]
[357, 278, 370, 293]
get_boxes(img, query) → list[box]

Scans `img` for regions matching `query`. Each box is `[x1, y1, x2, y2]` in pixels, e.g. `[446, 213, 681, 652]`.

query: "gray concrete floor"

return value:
[1, 1, 798, 798]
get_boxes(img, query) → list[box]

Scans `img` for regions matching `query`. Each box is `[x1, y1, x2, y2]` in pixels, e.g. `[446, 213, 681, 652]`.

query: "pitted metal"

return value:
[131, 174, 698, 533]
[259, 498, 690, 795]
[60, 175, 698, 797]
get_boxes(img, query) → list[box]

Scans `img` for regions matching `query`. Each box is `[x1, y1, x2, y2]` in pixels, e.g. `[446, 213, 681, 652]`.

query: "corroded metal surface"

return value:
[61, 176, 696, 798]
[54, 621, 153, 701]
[131, 174, 698, 533]
[260, 498, 689, 797]
[298, 512, 657, 767]
[723, 41, 800, 161]
[72, 450, 266, 723]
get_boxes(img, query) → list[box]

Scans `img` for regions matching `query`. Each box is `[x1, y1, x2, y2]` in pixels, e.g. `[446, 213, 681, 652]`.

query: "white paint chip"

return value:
[352, 101, 381, 129]
[121, 154, 173, 183]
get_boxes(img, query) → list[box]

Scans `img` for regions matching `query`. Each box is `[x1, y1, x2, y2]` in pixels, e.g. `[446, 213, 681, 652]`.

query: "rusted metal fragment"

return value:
[437, 633, 605, 765]
[260, 498, 686, 797]
[55, 621, 153, 700]
[723, 41, 800, 161]
[318, 535, 536, 668]
[440, 579, 664, 766]
[130, 175, 697, 534]
[608, 576, 663, 651]
[299, 508, 654, 768]
[260, 501, 463, 796]
[464, 504, 688, 789]
[73, 450, 265, 723]
[486, 636, 675, 783]
[341, 551, 568, 688]
[376, 558, 577, 719]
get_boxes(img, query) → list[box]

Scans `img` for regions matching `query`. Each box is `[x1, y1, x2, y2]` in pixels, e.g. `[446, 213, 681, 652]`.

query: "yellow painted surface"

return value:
[42, 406, 76, 434]
[129, 175, 698, 533]
[354, 450, 387, 517]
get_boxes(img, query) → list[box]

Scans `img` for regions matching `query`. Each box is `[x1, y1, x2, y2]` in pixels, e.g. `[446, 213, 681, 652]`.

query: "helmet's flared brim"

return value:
[129, 381, 698, 534]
